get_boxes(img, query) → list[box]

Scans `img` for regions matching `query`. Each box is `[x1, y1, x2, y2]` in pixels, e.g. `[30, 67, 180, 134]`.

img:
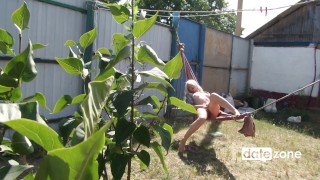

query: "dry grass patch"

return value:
[127, 114, 320, 180]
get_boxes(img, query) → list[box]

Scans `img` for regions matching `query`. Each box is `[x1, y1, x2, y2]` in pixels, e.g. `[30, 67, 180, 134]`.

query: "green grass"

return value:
[127, 110, 320, 179]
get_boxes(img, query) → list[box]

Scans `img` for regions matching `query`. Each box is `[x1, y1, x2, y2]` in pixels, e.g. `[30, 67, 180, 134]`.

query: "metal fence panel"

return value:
[230, 37, 250, 97]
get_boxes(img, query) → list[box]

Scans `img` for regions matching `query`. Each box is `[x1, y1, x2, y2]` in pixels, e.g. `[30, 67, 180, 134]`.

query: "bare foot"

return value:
[178, 139, 186, 153]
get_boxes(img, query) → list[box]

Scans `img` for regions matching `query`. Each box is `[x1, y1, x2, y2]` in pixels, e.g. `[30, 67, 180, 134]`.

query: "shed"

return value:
[247, 0, 320, 46]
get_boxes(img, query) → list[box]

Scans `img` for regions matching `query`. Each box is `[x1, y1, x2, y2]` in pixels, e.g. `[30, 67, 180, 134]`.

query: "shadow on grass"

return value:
[172, 140, 235, 180]
[171, 121, 235, 179]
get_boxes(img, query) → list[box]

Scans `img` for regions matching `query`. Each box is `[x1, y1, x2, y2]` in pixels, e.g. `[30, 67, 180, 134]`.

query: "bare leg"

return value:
[178, 108, 207, 153]
[208, 93, 240, 116]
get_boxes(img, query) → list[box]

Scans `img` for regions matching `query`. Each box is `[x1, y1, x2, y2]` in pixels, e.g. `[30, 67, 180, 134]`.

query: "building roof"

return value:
[246, 0, 317, 39]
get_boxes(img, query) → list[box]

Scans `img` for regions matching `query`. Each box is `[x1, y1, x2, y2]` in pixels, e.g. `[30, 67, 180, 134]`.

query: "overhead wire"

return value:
[139, 0, 317, 18]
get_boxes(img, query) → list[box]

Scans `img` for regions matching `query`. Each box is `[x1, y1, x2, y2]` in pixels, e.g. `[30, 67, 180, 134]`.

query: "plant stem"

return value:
[19, 33, 22, 53]
[127, 0, 135, 179]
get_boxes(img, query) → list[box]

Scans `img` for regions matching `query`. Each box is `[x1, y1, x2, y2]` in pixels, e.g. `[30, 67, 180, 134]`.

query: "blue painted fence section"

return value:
[171, 18, 205, 100]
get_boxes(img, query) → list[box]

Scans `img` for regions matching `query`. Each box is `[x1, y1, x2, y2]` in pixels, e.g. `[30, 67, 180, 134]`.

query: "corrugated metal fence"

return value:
[0, 0, 172, 119]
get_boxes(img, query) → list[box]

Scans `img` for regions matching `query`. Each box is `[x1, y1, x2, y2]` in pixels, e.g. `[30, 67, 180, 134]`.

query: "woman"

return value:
[178, 79, 240, 153]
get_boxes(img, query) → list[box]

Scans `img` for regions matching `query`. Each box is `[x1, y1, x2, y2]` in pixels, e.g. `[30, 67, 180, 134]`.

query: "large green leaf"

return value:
[64, 40, 77, 47]
[35, 121, 112, 180]
[80, 77, 114, 138]
[169, 97, 198, 114]
[105, 45, 131, 71]
[3, 119, 63, 151]
[0, 73, 18, 89]
[11, 132, 34, 155]
[138, 67, 172, 88]
[11, 2, 30, 34]
[94, 67, 116, 81]
[115, 118, 136, 145]
[0, 102, 44, 123]
[137, 150, 150, 170]
[0, 28, 14, 47]
[137, 44, 165, 67]
[163, 52, 183, 80]
[71, 94, 86, 105]
[22, 92, 51, 112]
[136, 95, 161, 112]
[4, 41, 37, 82]
[133, 12, 158, 38]
[0, 41, 14, 55]
[56, 57, 83, 75]
[52, 95, 72, 114]
[58, 117, 82, 145]
[106, 4, 130, 24]
[79, 28, 97, 49]
[0, 162, 33, 180]
[133, 125, 150, 147]
[151, 142, 168, 173]
[110, 153, 129, 180]
[153, 123, 173, 153]
[110, 90, 134, 118]
[0, 85, 13, 93]
[136, 82, 167, 96]
[112, 33, 130, 55]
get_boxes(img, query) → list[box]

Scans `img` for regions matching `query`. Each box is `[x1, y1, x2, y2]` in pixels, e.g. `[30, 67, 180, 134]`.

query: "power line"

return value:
[140, 0, 317, 18]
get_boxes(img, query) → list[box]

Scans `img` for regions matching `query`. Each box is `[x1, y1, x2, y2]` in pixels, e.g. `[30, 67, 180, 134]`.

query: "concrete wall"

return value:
[251, 46, 320, 97]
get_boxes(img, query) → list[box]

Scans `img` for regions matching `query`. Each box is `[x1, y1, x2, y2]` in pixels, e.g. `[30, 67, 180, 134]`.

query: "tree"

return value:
[137, 0, 236, 34]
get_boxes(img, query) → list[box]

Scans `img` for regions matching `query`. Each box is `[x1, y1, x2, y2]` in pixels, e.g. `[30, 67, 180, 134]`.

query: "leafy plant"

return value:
[0, 1, 198, 179]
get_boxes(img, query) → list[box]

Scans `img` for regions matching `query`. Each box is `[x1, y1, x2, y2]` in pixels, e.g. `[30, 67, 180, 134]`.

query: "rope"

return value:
[251, 79, 320, 114]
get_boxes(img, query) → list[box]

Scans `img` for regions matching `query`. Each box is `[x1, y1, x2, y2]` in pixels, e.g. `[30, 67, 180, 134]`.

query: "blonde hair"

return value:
[185, 79, 203, 95]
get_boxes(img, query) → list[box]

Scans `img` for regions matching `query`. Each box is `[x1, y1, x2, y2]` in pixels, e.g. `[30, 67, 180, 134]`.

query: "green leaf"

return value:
[94, 67, 115, 81]
[32, 43, 47, 50]
[79, 28, 97, 49]
[65, 40, 77, 46]
[141, 112, 165, 122]
[0, 163, 33, 180]
[35, 121, 112, 180]
[169, 97, 198, 114]
[107, 4, 130, 24]
[0, 85, 13, 93]
[0, 73, 18, 88]
[0, 28, 14, 47]
[11, 2, 30, 34]
[137, 44, 165, 67]
[110, 153, 129, 180]
[105, 45, 131, 71]
[80, 77, 114, 138]
[10, 87, 22, 102]
[110, 90, 134, 118]
[0, 41, 14, 54]
[137, 150, 150, 170]
[137, 95, 161, 112]
[52, 95, 72, 114]
[115, 118, 136, 145]
[164, 52, 183, 79]
[112, 33, 130, 55]
[22, 92, 51, 112]
[4, 41, 37, 82]
[11, 132, 34, 155]
[138, 67, 172, 88]
[133, 12, 158, 38]
[151, 142, 168, 173]
[58, 117, 82, 145]
[3, 119, 63, 151]
[71, 94, 86, 104]
[153, 123, 173, 153]
[96, 48, 111, 56]
[133, 125, 150, 147]
[56, 57, 83, 75]
[136, 82, 168, 96]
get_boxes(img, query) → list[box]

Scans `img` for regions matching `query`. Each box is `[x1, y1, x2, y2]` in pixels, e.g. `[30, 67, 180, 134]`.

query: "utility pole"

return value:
[235, 0, 243, 36]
